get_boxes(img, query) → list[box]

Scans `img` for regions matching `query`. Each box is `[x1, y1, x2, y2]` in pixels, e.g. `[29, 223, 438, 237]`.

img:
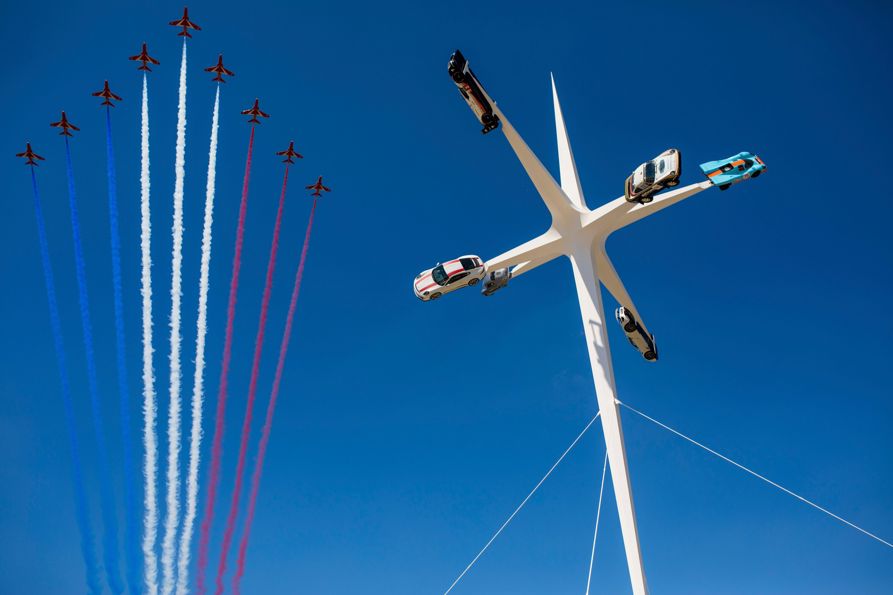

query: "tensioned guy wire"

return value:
[444, 413, 601, 595]
[617, 399, 893, 550]
[585, 451, 608, 595]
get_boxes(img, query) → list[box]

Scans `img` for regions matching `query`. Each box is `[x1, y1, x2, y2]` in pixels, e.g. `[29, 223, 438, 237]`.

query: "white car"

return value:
[414, 255, 486, 301]
[624, 148, 681, 204]
[615, 307, 658, 361]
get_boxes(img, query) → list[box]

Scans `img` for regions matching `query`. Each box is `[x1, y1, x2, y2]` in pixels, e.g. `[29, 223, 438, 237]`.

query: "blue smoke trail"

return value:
[105, 106, 142, 594]
[64, 137, 124, 594]
[30, 167, 102, 595]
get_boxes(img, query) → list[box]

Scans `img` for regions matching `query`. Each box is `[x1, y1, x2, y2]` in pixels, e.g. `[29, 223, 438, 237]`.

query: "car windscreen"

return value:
[431, 265, 448, 286]
[645, 162, 655, 182]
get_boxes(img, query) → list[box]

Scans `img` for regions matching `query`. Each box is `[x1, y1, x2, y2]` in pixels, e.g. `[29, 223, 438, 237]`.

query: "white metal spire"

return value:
[479, 77, 715, 594]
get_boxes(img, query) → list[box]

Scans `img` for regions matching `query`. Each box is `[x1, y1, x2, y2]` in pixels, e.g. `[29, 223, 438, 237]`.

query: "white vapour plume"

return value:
[176, 85, 220, 595]
[140, 73, 160, 595]
[162, 41, 188, 595]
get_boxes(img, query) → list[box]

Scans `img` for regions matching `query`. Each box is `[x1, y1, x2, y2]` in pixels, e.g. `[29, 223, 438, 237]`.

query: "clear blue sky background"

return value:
[1, 1, 891, 593]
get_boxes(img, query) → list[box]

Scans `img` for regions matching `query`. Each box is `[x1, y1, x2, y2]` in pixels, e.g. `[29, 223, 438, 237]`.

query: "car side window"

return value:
[449, 272, 469, 285]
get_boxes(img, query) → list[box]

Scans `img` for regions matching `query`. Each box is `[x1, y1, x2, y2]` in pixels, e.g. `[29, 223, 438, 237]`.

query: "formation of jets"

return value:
[21, 7, 331, 197]
[92, 81, 122, 107]
[205, 54, 235, 83]
[241, 98, 270, 124]
[276, 141, 303, 164]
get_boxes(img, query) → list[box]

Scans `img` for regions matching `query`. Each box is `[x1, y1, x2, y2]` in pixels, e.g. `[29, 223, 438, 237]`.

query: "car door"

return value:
[446, 271, 470, 294]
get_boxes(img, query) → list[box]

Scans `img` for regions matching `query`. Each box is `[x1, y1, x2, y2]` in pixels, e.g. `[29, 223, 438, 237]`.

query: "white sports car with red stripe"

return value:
[413, 255, 486, 301]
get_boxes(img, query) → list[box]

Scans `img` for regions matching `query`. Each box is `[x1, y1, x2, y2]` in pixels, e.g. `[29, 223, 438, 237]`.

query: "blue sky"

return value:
[1, 0, 892, 593]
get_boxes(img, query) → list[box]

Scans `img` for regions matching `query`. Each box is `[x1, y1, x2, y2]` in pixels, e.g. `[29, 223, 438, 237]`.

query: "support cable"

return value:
[585, 451, 608, 595]
[617, 399, 893, 550]
[444, 413, 601, 595]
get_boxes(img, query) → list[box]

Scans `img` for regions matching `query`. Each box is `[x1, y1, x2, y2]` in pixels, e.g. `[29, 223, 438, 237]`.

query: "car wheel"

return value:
[751, 170, 761, 178]
[644, 351, 656, 361]
[719, 183, 731, 191]
[430, 292, 442, 300]
[667, 178, 679, 186]
[467, 277, 479, 286]
[623, 323, 636, 333]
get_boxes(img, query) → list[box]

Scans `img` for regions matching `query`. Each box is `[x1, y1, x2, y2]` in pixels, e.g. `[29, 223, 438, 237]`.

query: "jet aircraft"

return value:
[241, 99, 270, 124]
[50, 112, 80, 137]
[205, 54, 235, 82]
[170, 7, 201, 37]
[129, 43, 160, 71]
[16, 143, 44, 166]
[306, 176, 331, 197]
[92, 81, 122, 106]
[276, 141, 303, 164]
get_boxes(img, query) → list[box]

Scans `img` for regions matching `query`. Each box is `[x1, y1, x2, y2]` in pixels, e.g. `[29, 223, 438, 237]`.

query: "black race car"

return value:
[448, 50, 500, 134]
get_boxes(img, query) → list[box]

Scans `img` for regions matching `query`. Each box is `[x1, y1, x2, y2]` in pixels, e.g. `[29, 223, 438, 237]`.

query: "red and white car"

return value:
[414, 255, 486, 301]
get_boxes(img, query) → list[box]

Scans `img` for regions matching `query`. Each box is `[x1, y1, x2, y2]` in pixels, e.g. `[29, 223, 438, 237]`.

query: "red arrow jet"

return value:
[205, 54, 235, 83]
[276, 141, 303, 164]
[306, 176, 331, 197]
[170, 7, 201, 37]
[16, 143, 45, 167]
[92, 81, 123, 107]
[241, 99, 269, 125]
[129, 43, 161, 71]
[50, 112, 80, 137]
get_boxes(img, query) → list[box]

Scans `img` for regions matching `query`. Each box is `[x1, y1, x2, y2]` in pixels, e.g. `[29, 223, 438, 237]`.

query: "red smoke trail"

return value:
[196, 127, 255, 595]
[233, 198, 318, 594]
[216, 166, 292, 594]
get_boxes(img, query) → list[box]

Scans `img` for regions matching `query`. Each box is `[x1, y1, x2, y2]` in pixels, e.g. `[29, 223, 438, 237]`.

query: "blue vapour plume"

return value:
[64, 137, 124, 594]
[30, 167, 102, 594]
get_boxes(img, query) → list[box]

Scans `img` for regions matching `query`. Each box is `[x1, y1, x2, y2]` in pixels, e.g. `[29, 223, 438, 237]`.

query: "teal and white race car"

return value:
[699, 152, 766, 190]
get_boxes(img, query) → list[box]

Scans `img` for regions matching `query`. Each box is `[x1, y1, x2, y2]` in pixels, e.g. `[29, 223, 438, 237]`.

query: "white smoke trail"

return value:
[140, 73, 160, 595]
[176, 86, 219, 595]
[162, 41, 187, 595]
